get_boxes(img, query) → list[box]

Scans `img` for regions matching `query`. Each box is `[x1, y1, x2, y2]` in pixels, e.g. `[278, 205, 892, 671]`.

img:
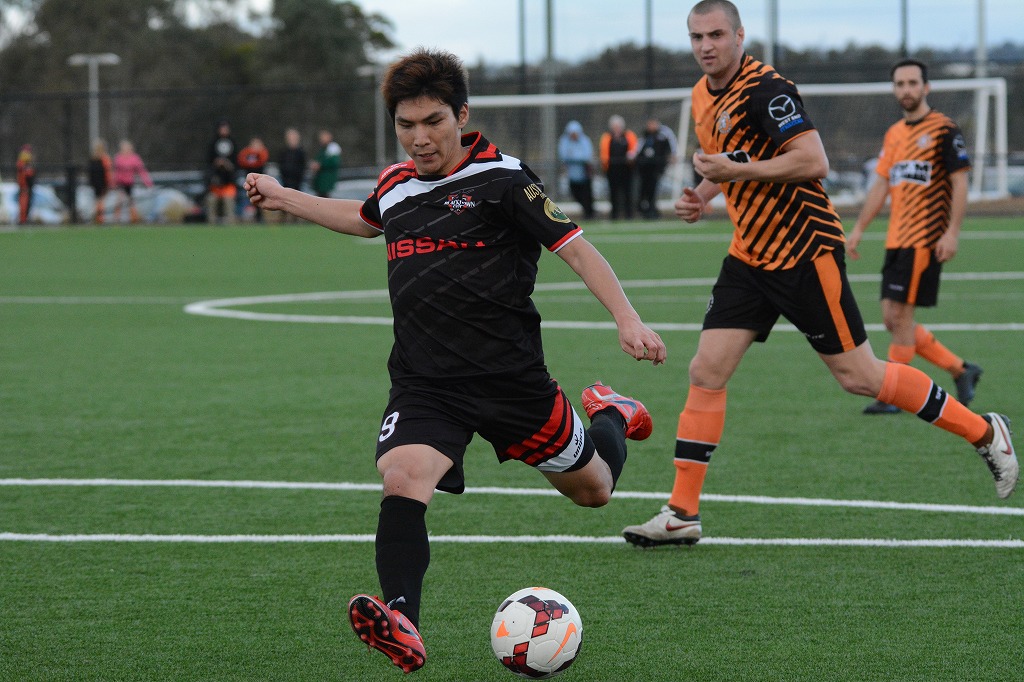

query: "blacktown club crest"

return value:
[444, 192, 476, 215]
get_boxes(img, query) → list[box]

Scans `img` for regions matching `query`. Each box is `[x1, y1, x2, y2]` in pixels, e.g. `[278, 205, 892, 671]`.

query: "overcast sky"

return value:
[342, 0, 1024, 65]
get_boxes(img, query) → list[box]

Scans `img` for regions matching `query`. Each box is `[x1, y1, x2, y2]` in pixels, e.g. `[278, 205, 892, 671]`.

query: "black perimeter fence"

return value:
[2, 59, 1022, 219]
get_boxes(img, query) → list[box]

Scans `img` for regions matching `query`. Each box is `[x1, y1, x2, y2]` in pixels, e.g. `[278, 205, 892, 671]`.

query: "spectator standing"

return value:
[206, 119, 237, 224]
[557, 120, 596, 219]
[311, 129, 341, 198]
[88, 139, 113, 224]
[277, 128, 307, 224]
[15, 144, 35, 225]
[600, 115, 637, 220]
[279, 128, 306, 191]
[635, 117, 675, 219]
[846, 58, 981, 415]
[112, 140, 153, 224]
[236, 137, 270, 222]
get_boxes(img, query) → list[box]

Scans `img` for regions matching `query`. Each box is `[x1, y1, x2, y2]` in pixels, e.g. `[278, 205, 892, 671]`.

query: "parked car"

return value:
[76, 185, 199, 224]
[0, 182, 68, 225]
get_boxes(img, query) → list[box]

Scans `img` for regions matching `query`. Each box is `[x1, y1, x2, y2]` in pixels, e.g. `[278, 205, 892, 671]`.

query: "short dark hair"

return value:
[891, 58, 928, 83]
[381, 48, 469, 120]
[689, 0, 742, 31]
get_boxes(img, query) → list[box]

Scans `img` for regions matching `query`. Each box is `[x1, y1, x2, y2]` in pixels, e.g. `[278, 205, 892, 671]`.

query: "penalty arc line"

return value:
[180, 271, 1024, 328]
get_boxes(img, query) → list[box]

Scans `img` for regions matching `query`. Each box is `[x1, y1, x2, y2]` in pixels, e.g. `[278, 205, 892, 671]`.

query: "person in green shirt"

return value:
[311, 129, 341, 197]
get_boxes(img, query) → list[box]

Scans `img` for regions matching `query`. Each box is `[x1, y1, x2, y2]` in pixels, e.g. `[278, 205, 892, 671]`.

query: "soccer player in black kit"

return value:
[244, 48, 666, 673]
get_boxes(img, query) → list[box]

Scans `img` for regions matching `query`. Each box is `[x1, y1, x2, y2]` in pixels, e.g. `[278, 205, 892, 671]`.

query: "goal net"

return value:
[466, 77, 1008, 209]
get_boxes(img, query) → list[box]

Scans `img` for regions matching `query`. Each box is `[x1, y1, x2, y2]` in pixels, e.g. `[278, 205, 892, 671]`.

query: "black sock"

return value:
[375, 495, 429, 628]
[588, 409, 628, 485]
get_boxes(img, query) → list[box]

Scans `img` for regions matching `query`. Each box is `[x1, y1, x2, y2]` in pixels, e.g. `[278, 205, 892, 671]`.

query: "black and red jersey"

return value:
[360, 132, 582, 382]
[875, 110, 970, 249]
[692, 54, 845, 270]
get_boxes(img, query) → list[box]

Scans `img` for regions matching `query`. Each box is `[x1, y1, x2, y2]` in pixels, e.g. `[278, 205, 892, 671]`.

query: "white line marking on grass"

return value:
[0, 296, 193, 304]
[182, 272, 1024, 329]
[0, 532, 1020, 547]
[3, 478, 1022, 516]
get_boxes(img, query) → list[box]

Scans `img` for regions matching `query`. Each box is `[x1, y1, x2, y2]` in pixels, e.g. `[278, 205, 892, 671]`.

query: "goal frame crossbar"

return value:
[472, 77, 1009, 201]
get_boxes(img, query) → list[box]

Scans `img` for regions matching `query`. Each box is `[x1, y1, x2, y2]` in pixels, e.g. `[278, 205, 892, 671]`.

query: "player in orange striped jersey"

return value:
[847, 59, 982, 415]
[623, 0, 1017, 548]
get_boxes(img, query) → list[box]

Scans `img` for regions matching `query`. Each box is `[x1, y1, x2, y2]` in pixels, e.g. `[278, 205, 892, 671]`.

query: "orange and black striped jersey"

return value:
[692, 54, 845, 270]
[874, 110, 970, 249]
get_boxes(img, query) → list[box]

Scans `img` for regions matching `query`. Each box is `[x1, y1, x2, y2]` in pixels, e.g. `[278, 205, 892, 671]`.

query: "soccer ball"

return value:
[490, 587, 583, 679]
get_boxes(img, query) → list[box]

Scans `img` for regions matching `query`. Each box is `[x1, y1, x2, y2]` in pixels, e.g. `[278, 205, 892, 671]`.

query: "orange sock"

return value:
[876, 362, 988, 443]
[887, 343, 915, 365]
[667, 385, 726, 516]
[914, 324, 964, 375]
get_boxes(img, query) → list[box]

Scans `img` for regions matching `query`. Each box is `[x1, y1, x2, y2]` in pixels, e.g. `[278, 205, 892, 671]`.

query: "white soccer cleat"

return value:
[976, 413, 1018, 499]
[622, 505, 702, 547]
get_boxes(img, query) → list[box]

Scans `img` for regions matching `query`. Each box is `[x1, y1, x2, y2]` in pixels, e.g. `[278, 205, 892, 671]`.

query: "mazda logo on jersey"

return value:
[768, 95, 796, 120]
[953, 133, 969, 160]
[444, 192, 477, 215]
[768, 94, 804, 132]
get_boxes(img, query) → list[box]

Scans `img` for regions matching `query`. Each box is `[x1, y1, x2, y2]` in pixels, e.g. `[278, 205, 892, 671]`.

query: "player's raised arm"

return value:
[243, 172, 379, 237]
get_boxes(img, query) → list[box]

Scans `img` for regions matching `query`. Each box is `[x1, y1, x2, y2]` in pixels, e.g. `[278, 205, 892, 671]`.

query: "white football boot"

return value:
[622, 505, 702, 547]
[976, 413, 1018, 499]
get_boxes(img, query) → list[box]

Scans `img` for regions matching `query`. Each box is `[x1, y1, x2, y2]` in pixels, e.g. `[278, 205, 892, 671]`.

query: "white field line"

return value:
[2, 477, 1022, 516]
[0, 296, 193, 304]
[0, 532, 1020, 548]
[180, 271, 1024, 329]
[3, 479, 1020, 546]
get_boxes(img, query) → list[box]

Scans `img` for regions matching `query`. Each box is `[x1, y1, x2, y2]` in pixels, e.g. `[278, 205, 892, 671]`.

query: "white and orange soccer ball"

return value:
[490, 587, 583, 679]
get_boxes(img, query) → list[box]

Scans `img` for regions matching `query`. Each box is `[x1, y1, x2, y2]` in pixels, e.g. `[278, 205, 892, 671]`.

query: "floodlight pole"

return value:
[67, 52, 120, 148]
[357, 63, 388, 166]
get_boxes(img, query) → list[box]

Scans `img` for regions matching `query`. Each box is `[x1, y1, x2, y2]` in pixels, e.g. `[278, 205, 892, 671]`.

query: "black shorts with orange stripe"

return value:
[880, 247, 942, 307]
[703, 251, 868, 355]
[374, 367, 595, 494]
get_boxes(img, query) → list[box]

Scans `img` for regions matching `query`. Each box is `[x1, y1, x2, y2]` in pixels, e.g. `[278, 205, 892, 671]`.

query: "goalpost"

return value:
[469, 77, 1009, 207]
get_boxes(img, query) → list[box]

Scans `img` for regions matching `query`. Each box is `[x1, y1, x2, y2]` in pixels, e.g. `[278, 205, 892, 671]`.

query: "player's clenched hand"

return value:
[675, 187, 706, 223]
[244, 173, 283, 210]
[692, 151, 736, 184]
[845, 231, 863, 260]
[934, 231, 959, 263]
[618, 319, 666, 366]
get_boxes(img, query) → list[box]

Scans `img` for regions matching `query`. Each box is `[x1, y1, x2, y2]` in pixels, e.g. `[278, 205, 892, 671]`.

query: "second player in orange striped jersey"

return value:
[847, 58, 980, 417]
[874, 109, 970, 249]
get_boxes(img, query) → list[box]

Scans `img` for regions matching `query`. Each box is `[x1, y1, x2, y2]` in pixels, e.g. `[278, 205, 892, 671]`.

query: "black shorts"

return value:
[374, 367, 595, 494]
[703, 251, 868, 355]
[880, 247, 942, 307]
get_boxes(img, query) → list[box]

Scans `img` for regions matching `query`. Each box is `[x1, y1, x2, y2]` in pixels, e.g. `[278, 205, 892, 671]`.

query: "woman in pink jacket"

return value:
[113, 140, 153, 223]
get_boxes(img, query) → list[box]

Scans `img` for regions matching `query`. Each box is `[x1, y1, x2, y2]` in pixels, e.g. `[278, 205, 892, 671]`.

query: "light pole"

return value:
[67, 52, 120, 147]
[356, 63, 388, 166]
